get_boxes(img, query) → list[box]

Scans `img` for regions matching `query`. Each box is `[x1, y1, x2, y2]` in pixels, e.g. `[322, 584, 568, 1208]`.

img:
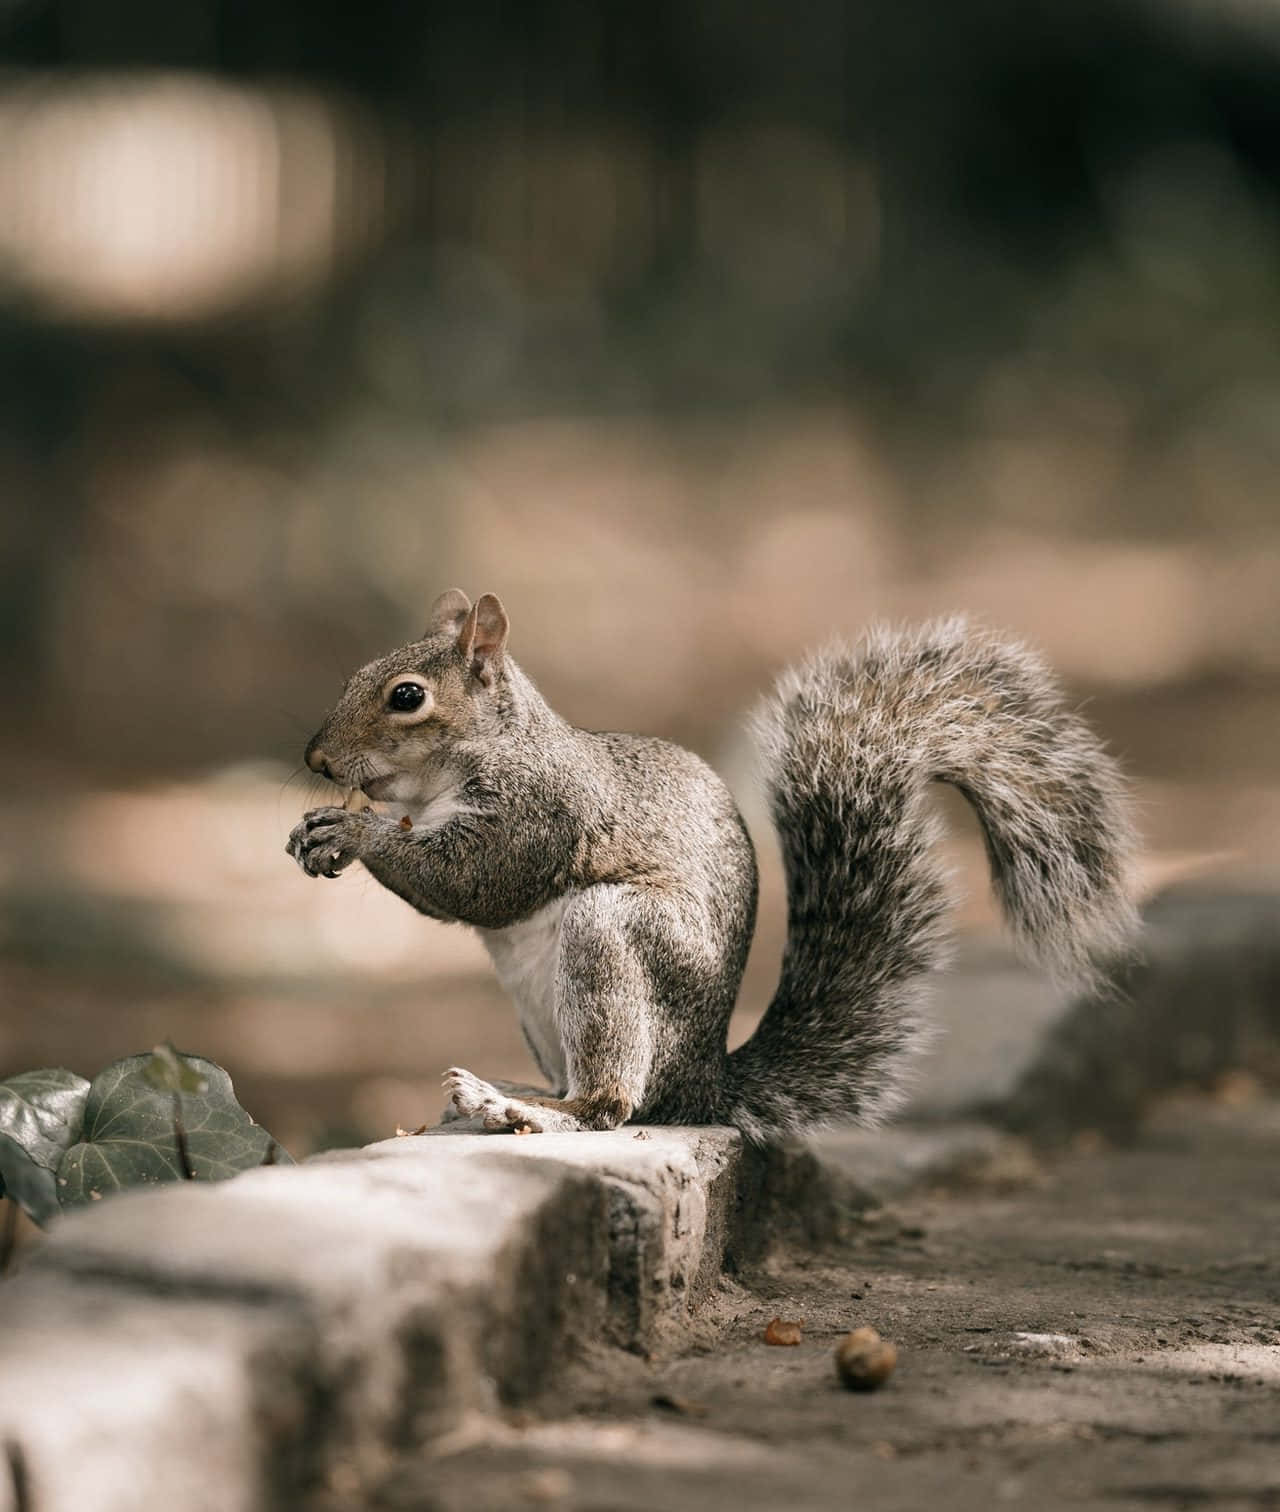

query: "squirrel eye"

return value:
[388, 682, 426, 712]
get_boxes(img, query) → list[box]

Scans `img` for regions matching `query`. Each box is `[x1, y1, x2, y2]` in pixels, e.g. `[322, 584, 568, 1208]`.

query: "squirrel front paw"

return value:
[286, 806, 369, 879]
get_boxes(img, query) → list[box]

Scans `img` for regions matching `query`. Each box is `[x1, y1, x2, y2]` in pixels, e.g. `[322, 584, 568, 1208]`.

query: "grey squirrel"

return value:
[287, 589, 1138, 1141]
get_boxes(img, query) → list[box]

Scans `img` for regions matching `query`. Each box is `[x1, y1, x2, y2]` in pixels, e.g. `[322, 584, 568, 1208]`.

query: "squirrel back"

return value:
[723, 618, 1138, 1139]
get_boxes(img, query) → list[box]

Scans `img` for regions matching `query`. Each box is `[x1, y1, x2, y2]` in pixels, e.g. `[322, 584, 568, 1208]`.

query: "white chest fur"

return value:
[381, 769, 477, 832]
[477, 898, 568, 1091]
[406, 785, 476, 831]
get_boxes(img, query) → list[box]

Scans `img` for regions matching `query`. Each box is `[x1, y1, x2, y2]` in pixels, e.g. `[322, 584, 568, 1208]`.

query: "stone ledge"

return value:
[0, 1272, 317, 1512]
[991, 884, 1280, 1143]
[0, 1126, 757, 1511]
[906, 882, 1280, 1142]
[1, 1113, 1019, 1509]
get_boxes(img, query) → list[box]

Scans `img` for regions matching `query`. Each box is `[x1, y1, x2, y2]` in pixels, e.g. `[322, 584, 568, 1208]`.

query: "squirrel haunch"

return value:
[287, 593, 1139, 1142]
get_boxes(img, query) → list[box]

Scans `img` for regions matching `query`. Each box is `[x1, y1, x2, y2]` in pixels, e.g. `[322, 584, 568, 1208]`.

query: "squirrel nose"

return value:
[304, 740, 331, 779]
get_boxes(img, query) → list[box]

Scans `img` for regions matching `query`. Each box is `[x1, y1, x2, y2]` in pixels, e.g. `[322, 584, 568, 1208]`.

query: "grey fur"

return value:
[287, 596, 1138, 1143]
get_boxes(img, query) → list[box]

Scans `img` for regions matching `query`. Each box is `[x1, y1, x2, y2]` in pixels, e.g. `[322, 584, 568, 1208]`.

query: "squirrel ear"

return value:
[457, 593, 509, 687]
[426, 588, 471, 636]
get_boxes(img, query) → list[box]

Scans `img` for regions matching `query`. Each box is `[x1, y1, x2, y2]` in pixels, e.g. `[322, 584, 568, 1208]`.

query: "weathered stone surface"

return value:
[1, 1125, 749, 1508]
[319, 1125, 742, 1352]
[995, 884, 1280, 1142]
[0, 1273, 314, 1512]
[34, 1145, 610, 1460]
[806, 1122, 1037, 1204]
[906, 883, 1280, 1142]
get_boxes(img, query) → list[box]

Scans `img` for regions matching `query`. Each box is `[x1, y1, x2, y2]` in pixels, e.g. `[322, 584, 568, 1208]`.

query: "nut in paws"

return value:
[287, 806, 368, 878]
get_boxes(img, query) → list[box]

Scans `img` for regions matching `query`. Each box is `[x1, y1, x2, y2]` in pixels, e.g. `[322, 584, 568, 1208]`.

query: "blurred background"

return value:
[1, 0, 1277, 1153]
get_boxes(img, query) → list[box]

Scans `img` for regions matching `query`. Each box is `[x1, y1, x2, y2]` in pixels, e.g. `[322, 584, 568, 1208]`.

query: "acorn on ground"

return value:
[835, 1327, 897, 1390]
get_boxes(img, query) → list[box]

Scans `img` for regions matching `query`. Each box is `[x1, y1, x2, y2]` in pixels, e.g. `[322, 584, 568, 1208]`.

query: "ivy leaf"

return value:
[57, 1053, 291, 1208]
[0, 1069, 91, 1225]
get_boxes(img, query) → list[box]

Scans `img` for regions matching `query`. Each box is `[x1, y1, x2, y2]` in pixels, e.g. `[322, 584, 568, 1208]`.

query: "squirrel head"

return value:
[303, 589, 509, 803]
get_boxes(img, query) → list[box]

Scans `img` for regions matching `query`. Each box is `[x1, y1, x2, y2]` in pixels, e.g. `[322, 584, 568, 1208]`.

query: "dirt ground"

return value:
[352, 1093, 1280, 1512]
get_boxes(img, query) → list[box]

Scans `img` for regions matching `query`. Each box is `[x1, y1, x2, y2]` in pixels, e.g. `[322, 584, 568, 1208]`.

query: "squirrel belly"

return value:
[723, 617, 1139, 1141]
[289, 593, 1139, 1143]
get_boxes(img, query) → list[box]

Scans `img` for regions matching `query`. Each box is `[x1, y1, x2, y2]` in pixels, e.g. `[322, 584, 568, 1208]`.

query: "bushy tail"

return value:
[724, 619, 1139, 1143]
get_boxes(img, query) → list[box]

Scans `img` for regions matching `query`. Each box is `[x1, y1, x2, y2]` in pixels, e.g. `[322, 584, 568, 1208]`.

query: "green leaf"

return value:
[57, 1053, 292, 1208]
[0, 1069, 91, 1225]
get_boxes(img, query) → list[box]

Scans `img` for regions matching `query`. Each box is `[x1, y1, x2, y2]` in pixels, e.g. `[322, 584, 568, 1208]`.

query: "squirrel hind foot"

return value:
[441, 1068, 631, 1134]
[442, 1067, 525, 1128]
[441, 1066, 569, 1133]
